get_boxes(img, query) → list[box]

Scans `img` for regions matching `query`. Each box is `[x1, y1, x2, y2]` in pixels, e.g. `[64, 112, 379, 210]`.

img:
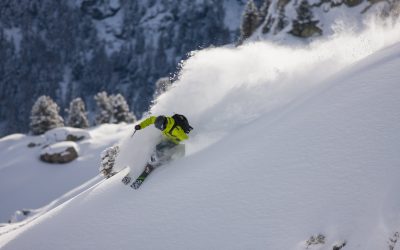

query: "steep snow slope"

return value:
[1, 24, 400, 249]
[0, 124, 130, 223]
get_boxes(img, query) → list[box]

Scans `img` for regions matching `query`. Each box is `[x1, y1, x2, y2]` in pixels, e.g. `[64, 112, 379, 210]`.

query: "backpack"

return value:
[171, 114, 193, 134]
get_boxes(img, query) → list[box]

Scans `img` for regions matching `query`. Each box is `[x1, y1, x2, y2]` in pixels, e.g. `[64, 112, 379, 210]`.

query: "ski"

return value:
[129, 164, 154, 189]
[103, 165, 129, 179]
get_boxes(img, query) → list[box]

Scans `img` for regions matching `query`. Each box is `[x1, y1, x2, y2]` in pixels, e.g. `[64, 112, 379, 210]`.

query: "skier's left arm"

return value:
[135, 116, 157, 130]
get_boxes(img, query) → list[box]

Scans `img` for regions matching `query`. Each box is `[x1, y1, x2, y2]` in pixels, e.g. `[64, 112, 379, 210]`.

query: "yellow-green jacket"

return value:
[139, 116, 188, 144]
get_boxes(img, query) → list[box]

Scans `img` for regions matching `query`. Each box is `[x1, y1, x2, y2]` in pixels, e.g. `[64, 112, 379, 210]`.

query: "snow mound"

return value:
[44, 127, 91, 144]
[0, 123, 131, 224]
[40, 141, 80, 156]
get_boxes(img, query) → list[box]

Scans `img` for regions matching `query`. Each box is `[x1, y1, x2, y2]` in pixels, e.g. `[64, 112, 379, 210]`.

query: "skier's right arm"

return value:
[136, 116, 157, 130]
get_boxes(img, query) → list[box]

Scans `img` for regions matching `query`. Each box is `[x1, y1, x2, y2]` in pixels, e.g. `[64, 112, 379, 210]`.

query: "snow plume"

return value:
[150, 18, 400, 153]
[116, 17, 400, 173]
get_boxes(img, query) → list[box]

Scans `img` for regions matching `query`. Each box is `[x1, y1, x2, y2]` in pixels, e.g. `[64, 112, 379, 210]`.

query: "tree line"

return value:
[30, 92, 135, 135]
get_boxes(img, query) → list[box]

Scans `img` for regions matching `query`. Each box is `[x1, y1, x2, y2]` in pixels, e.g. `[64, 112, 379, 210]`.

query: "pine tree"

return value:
[259, 0, 271, 22]
[290, 0, 321, 37]
[274, 5, 288, 34]
[296, 0, 314, 25]
[94, 92, 135, 125]
[30, 95, 64, 135]
[153, 77, 172, 99]
[109, 94, 135, 124]
[239, 0, 261, 43]
[94, 91, 113, 125]
[66, 97, 89, 128]
[100, 145, 120, 178]
[393, 0, 400, 18]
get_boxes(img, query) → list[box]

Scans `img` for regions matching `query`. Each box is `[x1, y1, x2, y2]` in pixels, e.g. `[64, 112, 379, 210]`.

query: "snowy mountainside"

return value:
[245, 0, 400, 43]
[0, 124, 131, 223]
[1, 20, 400, 249]
[0, 0, 246, 136]
[254, 0, 398, 41]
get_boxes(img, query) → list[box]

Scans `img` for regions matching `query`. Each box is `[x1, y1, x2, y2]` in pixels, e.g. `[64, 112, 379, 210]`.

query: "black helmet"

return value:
[154, 116, 167, 131]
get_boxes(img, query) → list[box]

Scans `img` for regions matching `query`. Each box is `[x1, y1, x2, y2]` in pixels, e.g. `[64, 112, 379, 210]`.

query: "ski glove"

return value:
[135, 125, 141, 130]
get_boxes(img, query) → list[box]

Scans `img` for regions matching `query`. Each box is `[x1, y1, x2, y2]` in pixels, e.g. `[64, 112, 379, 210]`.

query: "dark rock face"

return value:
[290, 21, 323, 38]
[40, 147, 79, 164]
[66, 134, 85, 142]
[344, 0, 363, 7]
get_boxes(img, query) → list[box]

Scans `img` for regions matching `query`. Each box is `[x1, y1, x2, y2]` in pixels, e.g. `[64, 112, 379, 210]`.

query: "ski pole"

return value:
[131, 129, 137, 138]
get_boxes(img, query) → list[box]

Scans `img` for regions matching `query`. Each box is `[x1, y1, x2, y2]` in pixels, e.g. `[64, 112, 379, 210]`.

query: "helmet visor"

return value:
[155, 116, 167, 131]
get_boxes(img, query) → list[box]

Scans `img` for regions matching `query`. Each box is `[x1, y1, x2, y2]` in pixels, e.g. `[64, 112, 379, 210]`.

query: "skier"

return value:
[124, 114, 193, 188]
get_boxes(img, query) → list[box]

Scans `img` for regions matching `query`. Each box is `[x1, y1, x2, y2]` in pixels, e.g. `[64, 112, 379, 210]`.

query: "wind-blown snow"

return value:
[148, 17, 400, 154]
[1, 18, 400, 250]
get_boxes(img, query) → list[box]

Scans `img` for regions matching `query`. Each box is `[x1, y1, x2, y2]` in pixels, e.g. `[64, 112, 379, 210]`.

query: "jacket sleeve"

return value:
[139, 116, 157, 129]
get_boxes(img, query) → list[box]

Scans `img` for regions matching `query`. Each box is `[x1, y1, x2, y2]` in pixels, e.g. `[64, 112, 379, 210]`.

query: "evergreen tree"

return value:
[153, 77, 172, 99]
[290, 0, 321, 37]
[94, 92, 135, 124]
[66, 97, 89, 128]
[384, 0, 399, 18]
[240, 0, 261, 43]
[110, 94, 135, 124]
[94, 91, 113, 125]
[274, 5, 288, 34]
[296, 0, 314, 24]
[393, 0, 400, 18]
[259, 0, 271, 21]
[30, 95, 64, 135]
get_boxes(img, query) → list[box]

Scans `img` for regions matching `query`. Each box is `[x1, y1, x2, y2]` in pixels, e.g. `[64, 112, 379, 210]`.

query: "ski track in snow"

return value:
[0, 124, 131, 223]
[0, 174, 105, 237]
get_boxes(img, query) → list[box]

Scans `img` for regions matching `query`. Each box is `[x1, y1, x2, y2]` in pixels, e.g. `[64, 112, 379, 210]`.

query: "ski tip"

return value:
[109, 166, 130, 178]
[118, 165, 130, 172]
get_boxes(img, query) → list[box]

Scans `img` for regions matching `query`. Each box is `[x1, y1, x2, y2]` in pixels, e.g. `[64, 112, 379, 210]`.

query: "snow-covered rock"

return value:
[99, 145, 120, 178]
[40, 141, 80, 164]
[0, 123, 131, 224]
[7, 210, 32, 224]
[44, 127, 91, 144]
